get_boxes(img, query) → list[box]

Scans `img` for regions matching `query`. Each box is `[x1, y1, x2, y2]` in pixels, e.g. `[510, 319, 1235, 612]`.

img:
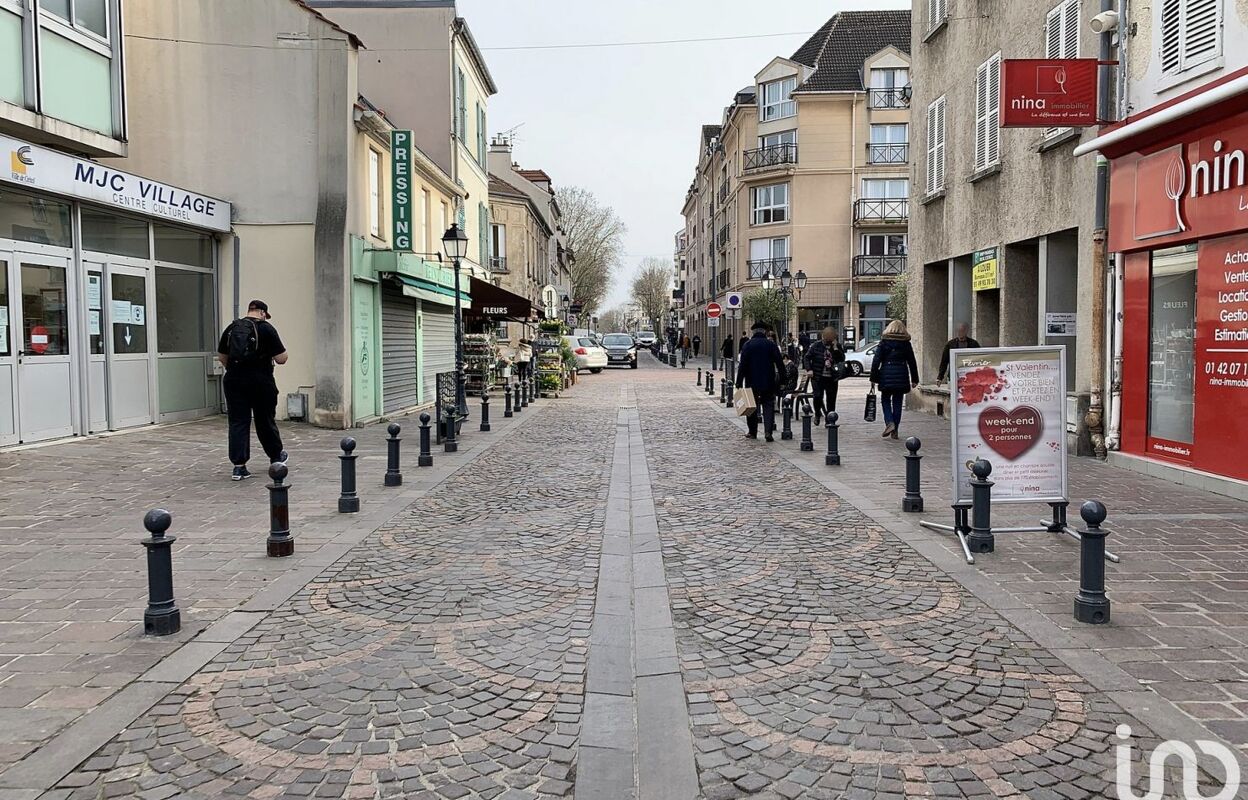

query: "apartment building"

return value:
[908, 0, 1111, 453]
[680, 11, 912, 352]
[1074, 0, 1248, 495]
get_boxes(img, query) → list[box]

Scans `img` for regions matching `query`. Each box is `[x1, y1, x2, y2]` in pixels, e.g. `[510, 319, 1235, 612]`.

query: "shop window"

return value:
[1149, 245, 1197, 444]
[82, 207, 149, 258]
[0, 187, 73, 247]
[155, 267, 213, 353]
[154, 224, 213, 268]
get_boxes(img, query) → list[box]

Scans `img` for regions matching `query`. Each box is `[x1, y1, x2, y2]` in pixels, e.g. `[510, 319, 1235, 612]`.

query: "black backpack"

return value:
[226, 318, 261, 367]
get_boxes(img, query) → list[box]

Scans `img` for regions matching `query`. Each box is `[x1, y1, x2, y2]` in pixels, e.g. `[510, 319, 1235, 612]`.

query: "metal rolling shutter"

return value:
[421, 304, 456, 405]
[381, 288, 419, 413]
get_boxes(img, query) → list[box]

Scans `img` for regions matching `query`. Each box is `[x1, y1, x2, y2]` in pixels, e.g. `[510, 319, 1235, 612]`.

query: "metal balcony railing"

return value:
[743, 143, 798, 173]
[867, 142, 909, 164]
[854, 198, 909, 224]
[747, 256, 791, 280]
[868, 88, 910, 109]
[716, 225, 729, 250]
[853, 254, 907, 276]
[718, 182, 728, 204]
[489, 256, 508, 272]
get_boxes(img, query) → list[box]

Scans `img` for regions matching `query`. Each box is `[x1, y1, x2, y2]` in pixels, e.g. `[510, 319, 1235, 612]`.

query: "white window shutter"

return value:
[1183, 0, 1221, 67]
[926, 101, 937, 194]
[934, 97, 946, 192]
[1062, 0, 1079, 58]
[974, 62, 988, 171]
[987, 54, 1001, 166]
[1045, 5, 1063, 59]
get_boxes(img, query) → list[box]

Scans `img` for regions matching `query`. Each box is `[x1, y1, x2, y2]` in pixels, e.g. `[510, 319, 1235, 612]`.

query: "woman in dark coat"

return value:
[869, 319, 920, 440]
[721, 335, 734, 360]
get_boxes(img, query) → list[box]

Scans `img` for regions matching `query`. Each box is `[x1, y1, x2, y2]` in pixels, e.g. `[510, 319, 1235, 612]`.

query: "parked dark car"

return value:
[602, 333, 639, 369]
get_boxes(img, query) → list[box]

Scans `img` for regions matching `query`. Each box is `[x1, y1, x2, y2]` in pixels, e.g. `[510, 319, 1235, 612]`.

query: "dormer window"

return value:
[760, 77, 797, 121]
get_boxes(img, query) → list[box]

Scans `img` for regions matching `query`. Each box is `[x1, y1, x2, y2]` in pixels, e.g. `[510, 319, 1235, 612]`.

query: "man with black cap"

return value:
[736, 321, 786, 441]
[217, 300, 288, 480]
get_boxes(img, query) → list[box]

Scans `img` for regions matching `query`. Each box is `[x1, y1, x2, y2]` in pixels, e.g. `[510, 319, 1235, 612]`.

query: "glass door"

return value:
[0, 255, 16, 446]
[84, 264, 108, 432]
[15, 254, 75, 442]
[106, 263, 156, 430]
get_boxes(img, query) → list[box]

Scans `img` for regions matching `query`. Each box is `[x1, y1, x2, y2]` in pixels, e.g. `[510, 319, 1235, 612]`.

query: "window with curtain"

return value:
[760, 77, 797, 120]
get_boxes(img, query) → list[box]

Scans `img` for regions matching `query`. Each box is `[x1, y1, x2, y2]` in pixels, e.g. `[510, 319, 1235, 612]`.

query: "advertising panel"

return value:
[951, 346, 1067, 504]
[1001, 59, 1099, 128]
[1194, 233, 1248, 480]
[972, 248, 999, 291]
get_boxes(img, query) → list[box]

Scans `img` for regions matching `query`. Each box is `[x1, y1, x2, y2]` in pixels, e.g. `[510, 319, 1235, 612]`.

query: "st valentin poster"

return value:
[951, 346, 1068, 504]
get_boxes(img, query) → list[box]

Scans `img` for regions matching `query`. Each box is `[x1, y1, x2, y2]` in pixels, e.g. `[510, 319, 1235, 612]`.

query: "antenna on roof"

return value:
[494, 123, 526, 148]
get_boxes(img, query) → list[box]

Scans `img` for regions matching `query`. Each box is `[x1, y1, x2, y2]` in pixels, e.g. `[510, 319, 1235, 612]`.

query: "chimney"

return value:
[489, 135, 512, 155]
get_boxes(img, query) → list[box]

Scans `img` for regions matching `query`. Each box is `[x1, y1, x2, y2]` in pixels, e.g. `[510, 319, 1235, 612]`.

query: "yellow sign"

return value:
[972, 248, 998, 291]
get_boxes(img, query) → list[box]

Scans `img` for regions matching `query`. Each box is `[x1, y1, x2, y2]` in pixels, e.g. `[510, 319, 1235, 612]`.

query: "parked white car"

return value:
[564, 335, 608, 373]
[843, 341, 878, 377]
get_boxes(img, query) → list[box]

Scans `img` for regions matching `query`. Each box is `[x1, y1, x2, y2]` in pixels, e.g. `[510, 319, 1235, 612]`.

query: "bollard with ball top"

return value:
[443, 406, 458, 453]
[385, 423, 403, 487]
[967, 459, 994, 553]
[418, 412, 434, 467]
[697, 367, 702, 386]
[140, 509, 180, 636]
[479, 390, 491, 432]
[706, 372, 714, 397]
[902, 437, 924, 512]
[267, 463, 294, 557]
[338, 437, 360, 513]
[1073, 500, 1111, 624]
[824, 411, 841, 466]
[725, 379, 734, 407]
[781, 396, 794, 440]
[504, 384, 514, 418]
[720, 375, 727, 405]
[799, 402, 814, 452]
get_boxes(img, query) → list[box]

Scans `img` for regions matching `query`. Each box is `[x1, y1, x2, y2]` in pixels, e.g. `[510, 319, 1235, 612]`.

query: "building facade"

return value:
[1076, 0, 1248, 495]
[907, 0, 1111, 453]
[680, 11, 912, 354]
[1, 0, 232, 446]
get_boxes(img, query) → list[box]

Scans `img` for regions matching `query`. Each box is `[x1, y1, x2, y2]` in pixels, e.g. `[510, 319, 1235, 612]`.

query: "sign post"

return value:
[391, 130, 414, 252]
[706, 302, 722, 319]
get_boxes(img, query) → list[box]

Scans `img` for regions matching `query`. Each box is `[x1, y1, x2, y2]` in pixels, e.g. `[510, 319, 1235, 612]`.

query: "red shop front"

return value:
[1100, 69, 1248, 485]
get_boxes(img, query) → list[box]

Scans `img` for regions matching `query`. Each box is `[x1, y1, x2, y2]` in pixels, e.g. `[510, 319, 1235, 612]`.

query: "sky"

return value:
[456, 0, 909, 310]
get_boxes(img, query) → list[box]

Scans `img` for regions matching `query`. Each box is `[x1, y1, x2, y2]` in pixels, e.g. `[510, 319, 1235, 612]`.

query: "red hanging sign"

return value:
[1000, 59, 1099, 128]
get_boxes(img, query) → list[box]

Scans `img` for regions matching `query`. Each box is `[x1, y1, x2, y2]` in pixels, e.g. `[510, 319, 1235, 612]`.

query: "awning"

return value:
[467, 277, 532, 322]
[386, 273, 470, 310]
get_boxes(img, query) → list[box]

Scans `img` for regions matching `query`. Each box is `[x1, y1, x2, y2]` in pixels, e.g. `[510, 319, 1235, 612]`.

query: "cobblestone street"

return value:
[0, 360, 1239, 798]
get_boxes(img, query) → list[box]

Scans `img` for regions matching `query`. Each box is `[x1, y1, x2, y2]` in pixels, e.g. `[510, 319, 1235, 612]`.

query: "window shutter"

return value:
[1045, 5, 1063, 59]
[1160, 0, 1183, 72]
[934, 97, 946, 191]
[1062, 0, 1079, 58]
[926, 101, 937, 194]
[974, 62, 988, 170]
[987, 54, 1001, 166]
[1182, 0, 1221, 67]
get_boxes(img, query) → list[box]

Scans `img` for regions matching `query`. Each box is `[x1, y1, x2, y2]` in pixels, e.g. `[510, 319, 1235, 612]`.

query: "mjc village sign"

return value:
[1000, 59, 1099, 128]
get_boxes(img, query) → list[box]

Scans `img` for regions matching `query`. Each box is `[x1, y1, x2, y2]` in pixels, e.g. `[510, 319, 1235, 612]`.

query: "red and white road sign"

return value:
[706, 302, 722, 319]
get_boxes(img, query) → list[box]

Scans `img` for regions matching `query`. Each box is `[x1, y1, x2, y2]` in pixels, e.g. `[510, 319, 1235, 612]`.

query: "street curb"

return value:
[685, 380, 1238, 760]
[0, 401, 548, 793]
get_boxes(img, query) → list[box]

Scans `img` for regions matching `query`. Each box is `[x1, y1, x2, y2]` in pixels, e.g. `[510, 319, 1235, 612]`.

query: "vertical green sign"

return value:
[391, 130, 414, 252]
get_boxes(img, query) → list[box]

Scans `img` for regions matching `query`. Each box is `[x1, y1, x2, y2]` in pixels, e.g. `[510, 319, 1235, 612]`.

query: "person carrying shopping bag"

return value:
[803, 326, 845, 426]
[869, 319, 920, 440]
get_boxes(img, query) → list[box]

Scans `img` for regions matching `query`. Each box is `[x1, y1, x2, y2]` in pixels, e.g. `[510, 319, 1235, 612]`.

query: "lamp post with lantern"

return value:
[441, 223, 469, 417]
[761, 267, 807, 341]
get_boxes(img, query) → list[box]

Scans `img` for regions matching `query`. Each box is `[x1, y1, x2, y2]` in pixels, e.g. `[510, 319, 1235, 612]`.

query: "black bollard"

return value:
[444, 407, 458, 453]
[720, 375, 727, 405]
[141, 509, 180, 636]
[706, 372, 714, 396]
[418, 412, 434, 467]
[267, 463, 293, 557]
[902, 437, 924, 512]
[504, 384, 514, 418]
[726, 380, 734, 406]
[385, 423, 403, 487]
[338, 437, 360, 513]
[967, 459, 994, 553]
[1073, 500, 1111, 624]
[697, 367, 702, 386]
[480, 390, 491, 432]
[523, 376, 532, 406]
[824, 411, 841, 466]
[800, 402, 814, 452]
[781, 396, 794, 440]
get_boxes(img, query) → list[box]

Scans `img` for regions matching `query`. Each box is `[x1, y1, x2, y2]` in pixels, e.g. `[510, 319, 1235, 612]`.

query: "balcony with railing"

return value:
[747, 256, 791, 280]
[853, 198, 909, 225]
[853, 254, 907, 277]
[743, 143, 798, 173]
[867, 142, 909, 164]
[868, 88, 909, 109]
[489, 256, 508, 272]
[716, 225, 729, 251]
[717, 182, 728, 204]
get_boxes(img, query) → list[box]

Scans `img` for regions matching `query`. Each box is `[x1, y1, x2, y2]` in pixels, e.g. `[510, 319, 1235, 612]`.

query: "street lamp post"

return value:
[441, 223, 469, 418]
[765, 267, 807, 342]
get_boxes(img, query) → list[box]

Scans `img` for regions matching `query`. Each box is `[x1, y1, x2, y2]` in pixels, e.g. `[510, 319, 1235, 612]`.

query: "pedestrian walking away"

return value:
[784, 332, 799, 362]
[780, 352, 800, 397]
[680, 333, 692, 363]
[936, 321, 981, 384]
[692, 334, 702, 358]
[798, 329, 811, 357]
[218, 300, 289, 480]
[869, 319, 920, 440]
[803, 326, 845, 426]
[722, 334, 734, 361]
[517, 338, 534, 383]
[737, 334, 749, 360]
[736, 321, 786, 442]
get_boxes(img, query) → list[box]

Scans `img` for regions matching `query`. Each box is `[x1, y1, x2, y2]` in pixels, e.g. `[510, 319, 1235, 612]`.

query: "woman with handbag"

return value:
[869, 319, 920, 439]
[803, 327, 845, 426]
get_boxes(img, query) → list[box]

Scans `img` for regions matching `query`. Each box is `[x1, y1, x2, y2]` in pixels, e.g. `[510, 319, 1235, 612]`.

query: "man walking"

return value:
[803, 326, 845, 426]
[936, 322, 981, 384]
[692, 334, 702, 359]
[736, 321, 785, 442]
[217, 300, 288, 480]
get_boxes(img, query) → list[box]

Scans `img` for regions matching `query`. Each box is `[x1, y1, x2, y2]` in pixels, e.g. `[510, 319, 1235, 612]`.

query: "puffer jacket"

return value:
[870, 332, 920, 393]
[803, 340, 845, 379]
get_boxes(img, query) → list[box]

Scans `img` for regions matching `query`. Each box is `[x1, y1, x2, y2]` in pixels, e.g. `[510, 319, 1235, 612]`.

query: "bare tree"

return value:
[630, 257, 673, 333]
[597, 306, 628, 333]
[557, 186, 626, 316]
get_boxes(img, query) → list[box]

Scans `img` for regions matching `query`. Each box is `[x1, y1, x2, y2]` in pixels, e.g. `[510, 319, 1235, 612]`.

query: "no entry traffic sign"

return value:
[706, 302, 722, 319]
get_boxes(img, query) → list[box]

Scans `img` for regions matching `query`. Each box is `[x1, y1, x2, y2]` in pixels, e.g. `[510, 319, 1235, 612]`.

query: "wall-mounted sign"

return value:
[2, 134, 231, 232]
[972, 248, 999, 291]
[390, 130, 414, 252]
[951, 346, 1067, 504]
[1045, 312, 1076, 336]
[1000, 59, 1098, 128]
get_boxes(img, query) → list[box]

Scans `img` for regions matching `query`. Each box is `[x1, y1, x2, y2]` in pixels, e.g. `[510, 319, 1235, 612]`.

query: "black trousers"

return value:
[747, 391, 777, 436]
[811, 375, 840, 421]
[224, 374, 283, 465]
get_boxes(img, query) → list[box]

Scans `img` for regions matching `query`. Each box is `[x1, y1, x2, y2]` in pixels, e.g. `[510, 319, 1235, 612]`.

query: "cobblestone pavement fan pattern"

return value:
[41, 389, 616, 799]
[635, 371, 1161, 800]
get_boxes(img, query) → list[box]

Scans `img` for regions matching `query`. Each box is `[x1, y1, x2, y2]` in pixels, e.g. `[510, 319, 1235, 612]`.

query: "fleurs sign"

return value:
[951, 346, 1067, 504]
[1000, 59, 1098, 128]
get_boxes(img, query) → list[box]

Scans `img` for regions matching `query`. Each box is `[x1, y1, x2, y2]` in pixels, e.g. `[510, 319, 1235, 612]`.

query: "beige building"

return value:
[681, 11, 912, 356]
